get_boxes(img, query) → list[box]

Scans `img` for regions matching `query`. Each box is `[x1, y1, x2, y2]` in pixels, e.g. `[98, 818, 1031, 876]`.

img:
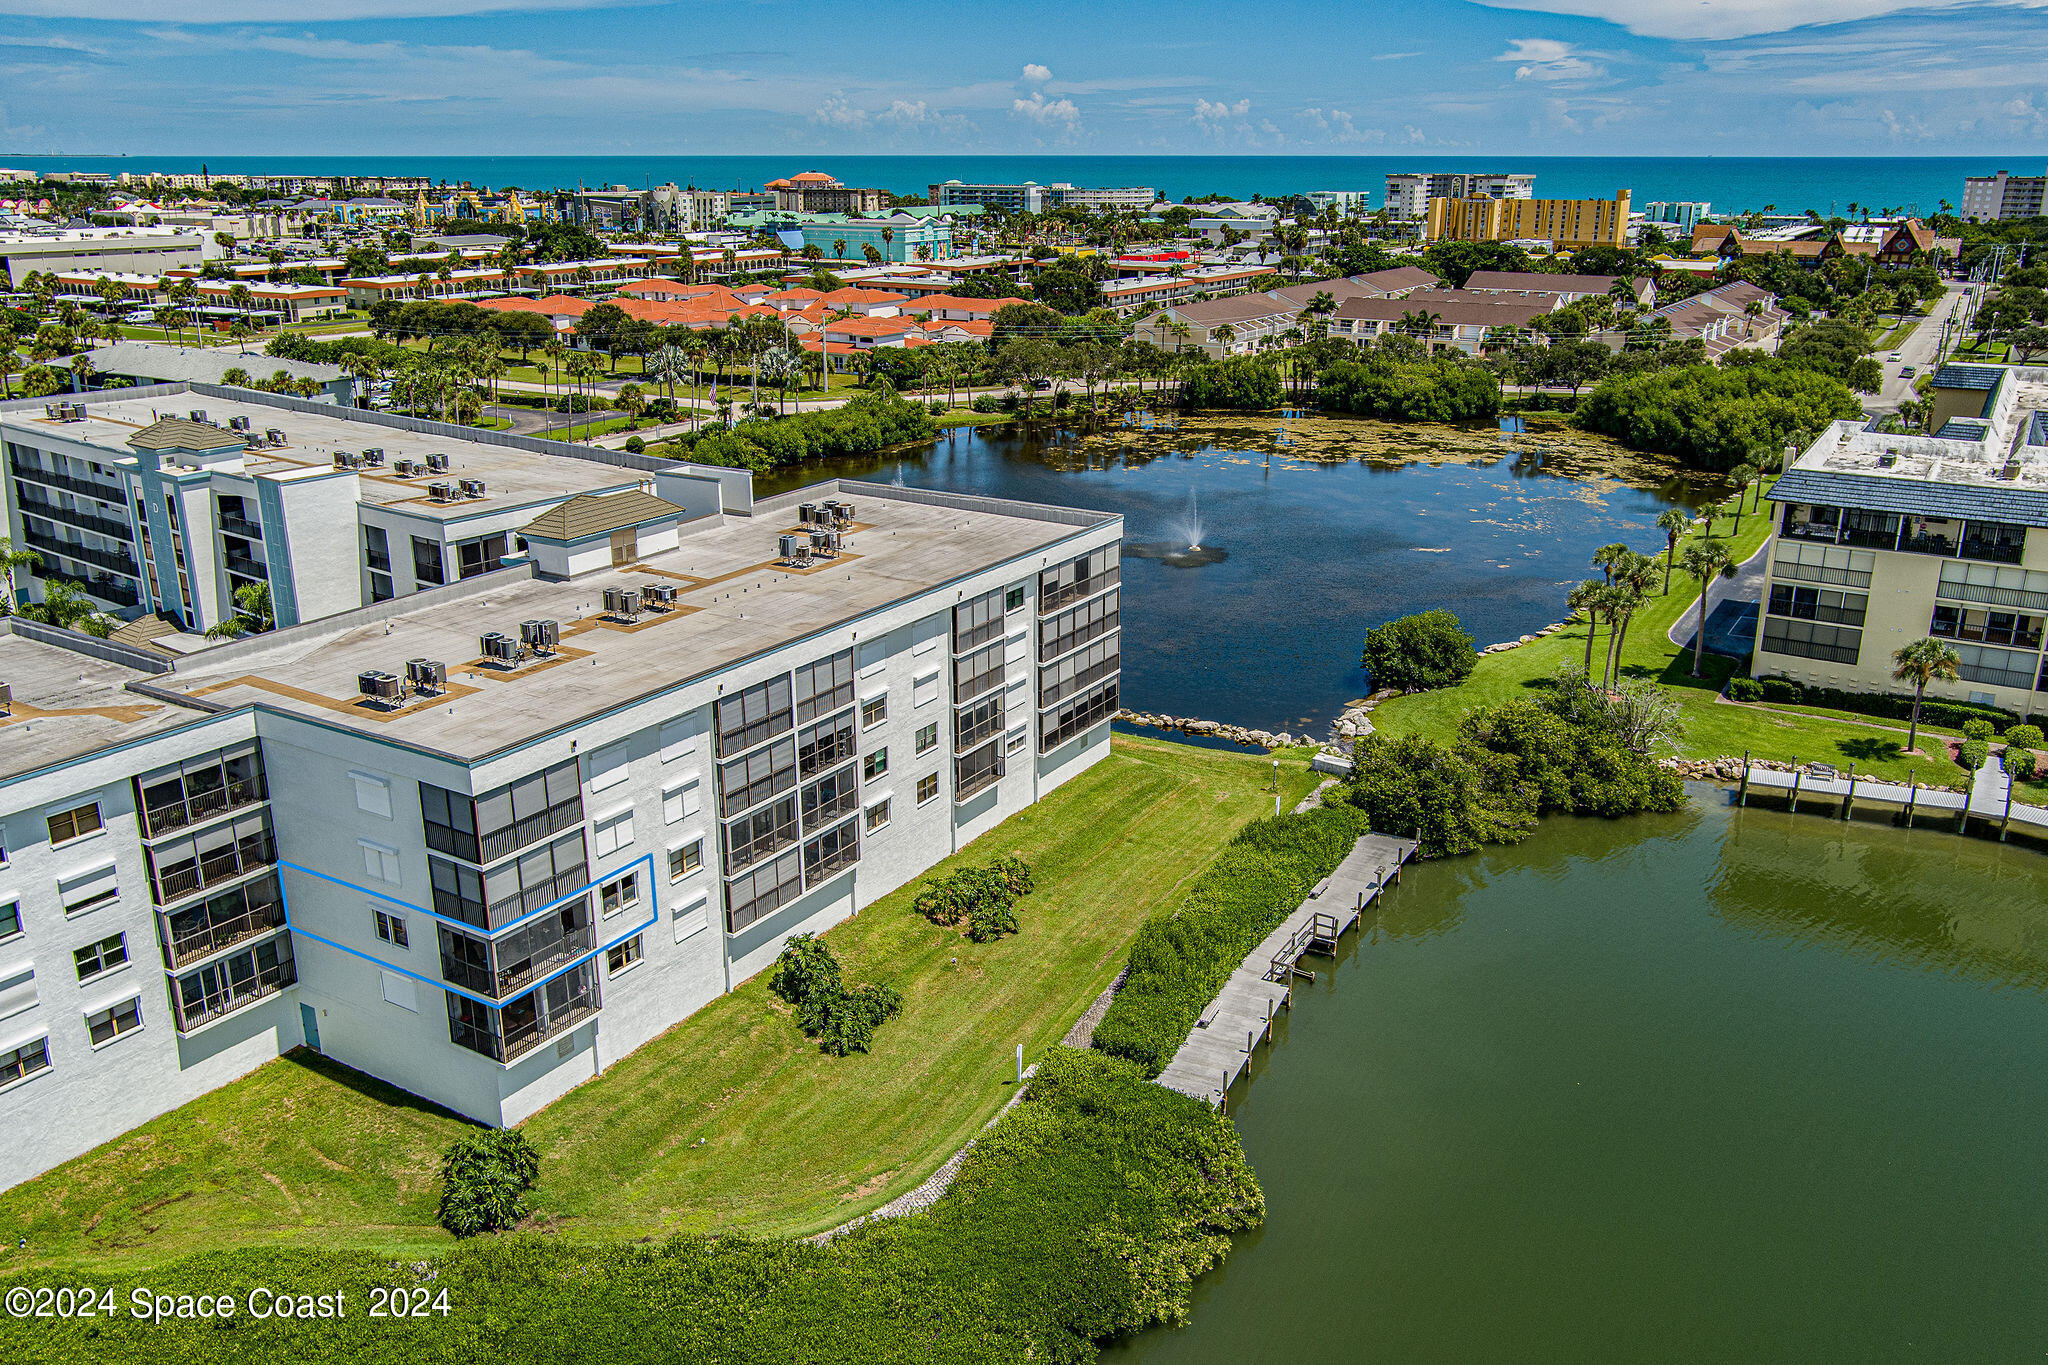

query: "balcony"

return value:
[450, 966, 602, 1063]
[45, 571, 140, 608]
[1961, 536, 2026, 565]
[22, 528, 139, 578]
[171, 945, 297, 1034]
[1899, 531, 1960, 558]
[141, 775, 267, 838]
[150, 830, 277, 906]
[15, 490, 134, 542]
[12, 463, 126, 505]
[501, 988, 600, 1062]
[161, 895, 286, 968]
[440, 918, 596, 1002]
[223, 548, 268, 581]
[219, 513, 265, 542]
[954, 746, 1006, 803]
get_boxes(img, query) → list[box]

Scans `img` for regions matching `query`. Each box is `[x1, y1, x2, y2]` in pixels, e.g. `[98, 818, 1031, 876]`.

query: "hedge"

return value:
[3, 1050, 1260, 1365]
[1754, 675, 2042, 732]
[1091, 804, 1370, 1076]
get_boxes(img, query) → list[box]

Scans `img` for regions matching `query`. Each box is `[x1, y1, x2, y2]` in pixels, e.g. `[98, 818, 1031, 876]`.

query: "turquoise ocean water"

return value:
[2, 154, 2000, 217]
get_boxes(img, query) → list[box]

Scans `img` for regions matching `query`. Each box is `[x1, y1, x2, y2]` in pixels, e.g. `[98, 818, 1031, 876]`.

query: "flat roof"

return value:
[2, 391, 645, 521]
[0, 631, 196, 782]
[156, 486, 1109, 761]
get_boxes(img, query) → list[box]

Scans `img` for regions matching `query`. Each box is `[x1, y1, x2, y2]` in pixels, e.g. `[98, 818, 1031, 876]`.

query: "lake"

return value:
[1102, 796, 2048, 1363]
[762, 418, 1713, 735]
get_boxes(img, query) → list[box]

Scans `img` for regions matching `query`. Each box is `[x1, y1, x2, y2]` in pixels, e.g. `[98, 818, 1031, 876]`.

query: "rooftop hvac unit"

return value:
[459, 478, 486, 499]
[779, 533, 803, 560]
[480, 631, 520, 663]
[361, 448, 385, 467]
[810, 529, 840, 557]
[797, 502, 817, 524]
[0, 681, 11, 716]
[428, 481, 456, 502]
[334, 451, 362, 470]
[642, 583, 677, 609]
[393, 458, 419, 477]
[229, 415, 251, 432]
[425, 452, 450, 472]
[356, 670, 401, 702]
[1877, 453, 1898, 468]
[405, 658, 447, 694]
[837, 499, 856, 521]
[265, 428, 285, 445]
[66, 403, 87, 422]
[189, 409, 207, 423]
[520, 618, 559, 654]
[603, 587, 641, 618]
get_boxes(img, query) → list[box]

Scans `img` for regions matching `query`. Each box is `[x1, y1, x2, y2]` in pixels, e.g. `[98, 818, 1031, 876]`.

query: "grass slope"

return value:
[0, 736, 1317, 1273]
[1371, 485, 1974, 788]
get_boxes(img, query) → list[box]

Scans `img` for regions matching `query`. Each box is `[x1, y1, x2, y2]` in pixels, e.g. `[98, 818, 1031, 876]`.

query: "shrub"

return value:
[1574, 357, 1863, 470]
[436, 1129, 541, 1238]
[1361, 609, 1477, 693]
[1752, 676, 2017, 733]
[622, 435, 646, 454]
[970, 393, 1002, 413]
[927, 399, 947, 415]
[768, 933, 903, 1056]
[1959, 739, 1991, 770]
[1759, 677, 1805, 704]
[913, 856, 1033, 941]
[1962, 718, 1997, 742]
[1093, 804, 1369, 1075]
[1315, 354, 1501, 422]
[2007, 749, 2039, 782]
[2003, 724, 2043, 752]
[1178, 356, 1283, 410]
[1726, 677, 1764, 702]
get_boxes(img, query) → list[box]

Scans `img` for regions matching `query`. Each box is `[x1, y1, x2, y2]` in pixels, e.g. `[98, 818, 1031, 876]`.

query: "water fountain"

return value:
[1128, 487, 1227, 569]
[1182, 488, 1203, 550]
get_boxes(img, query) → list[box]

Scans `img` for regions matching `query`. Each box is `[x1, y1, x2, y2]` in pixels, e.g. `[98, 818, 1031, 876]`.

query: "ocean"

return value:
[0, 154, 1998, 218]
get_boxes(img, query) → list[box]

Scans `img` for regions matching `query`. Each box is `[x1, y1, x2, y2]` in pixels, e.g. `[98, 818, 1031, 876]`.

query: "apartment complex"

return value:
[1755, 365, 2048, 712]
[1384, 172, 1533, 219]
[1131, 267, 1440, 356]
[0, 387, 747, 633]
[1304, 190, 1371, 218]
[768, 173, 886, 217]
[1426, 190, 1632, 250]
[928, 181, 1157, 214]
[1960, 170, 2046, 223]
[0, 457, 1125, 1189]
[1642, 200, 1712, 232]
[799, 217, 954, 264]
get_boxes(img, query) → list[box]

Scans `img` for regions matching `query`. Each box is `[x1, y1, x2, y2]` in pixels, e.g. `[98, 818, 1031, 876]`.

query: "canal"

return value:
[1104, 794, 2048, 1363]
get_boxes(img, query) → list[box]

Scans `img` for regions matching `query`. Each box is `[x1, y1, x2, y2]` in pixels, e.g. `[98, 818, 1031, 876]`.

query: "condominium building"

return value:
[1304, 190, 1371, 218]
[798, 217, 954, 265]
[0, 464, 1124, 1190]
[768, 173, 886, 218]
[1384, 173, 1534, 219]
[1641, 201, 1712, 232]
[1960, 170, 2046, 223]
[1426, 190, 1632, 250]
[0, 386, 748, 633]
[928, 182, 1158, 215]
[1755, 365, 2048, 711]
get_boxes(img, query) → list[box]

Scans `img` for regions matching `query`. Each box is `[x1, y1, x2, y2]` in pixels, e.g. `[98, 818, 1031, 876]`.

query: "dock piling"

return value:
[1738, 750, 1751, 806]
[1842, 766, 1856, 821]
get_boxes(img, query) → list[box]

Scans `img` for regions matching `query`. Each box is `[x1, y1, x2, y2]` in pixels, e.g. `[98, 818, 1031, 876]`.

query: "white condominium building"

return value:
[0, 462, 1124, 1190]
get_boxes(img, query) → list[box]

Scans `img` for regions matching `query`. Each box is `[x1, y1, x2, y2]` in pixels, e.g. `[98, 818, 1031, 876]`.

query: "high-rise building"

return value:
[927, 181, 1156, 214]
[1961, 170, 2047, 223]
[1425, 190, 1631, 250]
[1642, 201, 1712, 232]
[1384, 173, 1534, 219]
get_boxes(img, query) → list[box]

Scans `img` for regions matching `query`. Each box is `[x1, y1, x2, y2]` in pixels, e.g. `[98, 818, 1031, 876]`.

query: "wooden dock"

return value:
[1156, 831, 1417, 1106]
[1736, 752, 2048, 839]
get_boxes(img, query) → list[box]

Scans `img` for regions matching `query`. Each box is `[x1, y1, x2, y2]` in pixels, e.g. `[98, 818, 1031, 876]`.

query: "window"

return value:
[861, 694, 888, 729]
[953, 588, 1004, 653]
[803, 819, 859, 882]
[1006, 726, 1029, 756]
[1040, 632, 1121, 709]
[797, 713, 857, 778]
[411, 535, 445, 587]
[593, 808, 635, 857]
[864, 748, 889, 780]
[715, 676, 793, 757]
[374, 909, 410, 948]
[801, 766, 861, 828]
[865, 799, 891, 833]
[0, 968, 36, 1021]
[588, 742, 630, 792]
[1041, 679, 1119, 752]
[725, 849, 802, 933]
[607, 935, 644, 975]
[915, 723, 938, 756]
[0, 901, 18, 940]
[73, 933, 128, 982]
[794, 648, 854, 724]
[351, 771, 393, 818]
[1005, 585, 1026, 612]
[47, 801, 102, 845]
[87, 997, 142, 1046]
[60, 863, 119, 915]
[456, 533, 507, 580]
[952, 643, 1004, 703]
[915, 668, 943, 708]
[364, 523, 391, 572]
[917, 774, 940, 806]
[360, 839, 402, 884]
[0, 1037, 49, 1087]
[1039, 546, 1119, 612]
[659, 717, 699, 762]
[725, 797, 798, 873]
[1039, 591, 1119, 664]
[422, 760, 583, 865]
[429, 831, 588, 930]
[663, 779, 701, 825]
[668, 839, 703, 883]
[600, 870, 641, 917]
[955, 693, 1004, 751]
[719, 738, 797, 817]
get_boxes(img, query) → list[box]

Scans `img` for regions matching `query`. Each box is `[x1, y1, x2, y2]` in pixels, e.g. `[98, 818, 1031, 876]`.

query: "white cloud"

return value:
[0, 0, 656, 15]
[1020, 62, 1050, 83]
[1011, 90, 1078, 124]
[1192, 97, 1251, 122]
[811, 95, 868, 128]
[1470, 0, 2048, 41]
[1498, 37, 1605, 81]
[1300, 106, 1383, 143]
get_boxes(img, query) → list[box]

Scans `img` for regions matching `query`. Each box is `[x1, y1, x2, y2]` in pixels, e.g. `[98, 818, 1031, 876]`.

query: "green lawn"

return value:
[935, 410, 1017, 430]
[1371, 482, 1974, 787]
[1876, 316, 1922, 350]
[0, 735, 1318, 1273]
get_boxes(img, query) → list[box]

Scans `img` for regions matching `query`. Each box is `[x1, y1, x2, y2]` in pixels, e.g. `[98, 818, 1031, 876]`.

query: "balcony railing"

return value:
[219, 514, 265, 542]
[440, 924, 596, 1003]
[501, 980, 601, 1063]
[15, 491, 134, 542]
[1900, 532, 1960, 558]
[151, 832, 277, 906]
[162, 899, 287, 968]
[955, 749, 1006, 803]
[223, 549, 268, 581]
[141, 776, 267, 838]
[22, 528, 139, 578]
[172, 953, 297, 1034]
[1961, 538, 2025, 565]
[12, 464, 126, 505]
[45, 572, 140, 607]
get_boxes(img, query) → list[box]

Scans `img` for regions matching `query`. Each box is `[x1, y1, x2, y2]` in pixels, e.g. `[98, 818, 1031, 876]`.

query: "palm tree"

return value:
[1602, 552, 1660, 688]
[1727, 462, 1759, 533]
[1597, 581, 1643, 690]
[1591, 542, 1632, 585]
[205, 582, 274, 640]
[832, 239, 848, 264]
[1567, 578, 1606, 679]
[1890, 638, 1961, 757]
[1655, 508, 1692, 594]
[0, 342, 19, 399]
[1680, 539, 1737, 677]
[0, 536, 41, 613]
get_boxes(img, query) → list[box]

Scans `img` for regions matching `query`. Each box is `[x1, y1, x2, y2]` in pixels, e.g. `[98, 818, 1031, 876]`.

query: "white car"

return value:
[1888, 352, 1902, 362]
[124, 309, 156, 324]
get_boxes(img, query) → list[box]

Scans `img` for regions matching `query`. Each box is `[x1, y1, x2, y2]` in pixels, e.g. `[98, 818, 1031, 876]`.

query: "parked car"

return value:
[1901, 366, 1917, 378]
[1888, 352, 1902, 362]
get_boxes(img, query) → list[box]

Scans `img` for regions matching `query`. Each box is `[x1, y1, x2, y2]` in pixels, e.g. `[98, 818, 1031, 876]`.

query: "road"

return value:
[1870, 281, 1974, 413]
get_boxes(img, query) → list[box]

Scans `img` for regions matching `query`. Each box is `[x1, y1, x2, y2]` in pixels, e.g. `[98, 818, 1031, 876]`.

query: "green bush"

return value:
[768, 933, 903, 1056]
[1316, 354, 1502, 422]
[1726, 677, 1764, 702]
[1760, 677, 1805, 704]
[1361, 609, 1478, 693]
[1093, 804, 1370, 1075]
[1178, 356, 1283, 410]
[1959, 739, 1991, 770]
[436, 1130, 541, 1238]
[1962, 718, 1997, 742]
[622, 435, 645, 454]
[2006, 749, 2039, 782]
[1753, 676, 2019, 733]
[2003, 724, 2043, 752]
[913, 855, 1034, 942]
[671, 390, 936, 472]
[1574, 357, 1863, 470]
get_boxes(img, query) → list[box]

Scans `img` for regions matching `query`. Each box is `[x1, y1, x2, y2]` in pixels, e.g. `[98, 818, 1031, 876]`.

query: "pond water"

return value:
[1103, 796, 2048, 1364]
[760, 418, 1711, 734]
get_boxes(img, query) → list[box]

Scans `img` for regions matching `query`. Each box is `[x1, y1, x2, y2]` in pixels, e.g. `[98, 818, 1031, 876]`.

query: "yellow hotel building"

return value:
[1425, 190, 1632, 250]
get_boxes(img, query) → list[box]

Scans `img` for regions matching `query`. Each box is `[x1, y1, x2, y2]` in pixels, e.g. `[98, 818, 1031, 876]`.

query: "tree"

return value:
[1567, 578, 1606, 678]
[1727, 462, 1759, 534]
[0, 536, 40, 613]
[205, 582, 275, 640]
[1655, 507, 1692, 594]
[1361, 609, 1477, 693]
[1679, 539, 1737, 677]
[1600, 553, 1659, 689]
[437, 1130, 541, 1238]
[1890, 637, 1961, 756]
[1591, 542, 1632, 585]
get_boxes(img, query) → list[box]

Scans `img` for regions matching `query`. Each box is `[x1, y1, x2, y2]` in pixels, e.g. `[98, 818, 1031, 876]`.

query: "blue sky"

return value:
[0, 0, 2043, 157]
